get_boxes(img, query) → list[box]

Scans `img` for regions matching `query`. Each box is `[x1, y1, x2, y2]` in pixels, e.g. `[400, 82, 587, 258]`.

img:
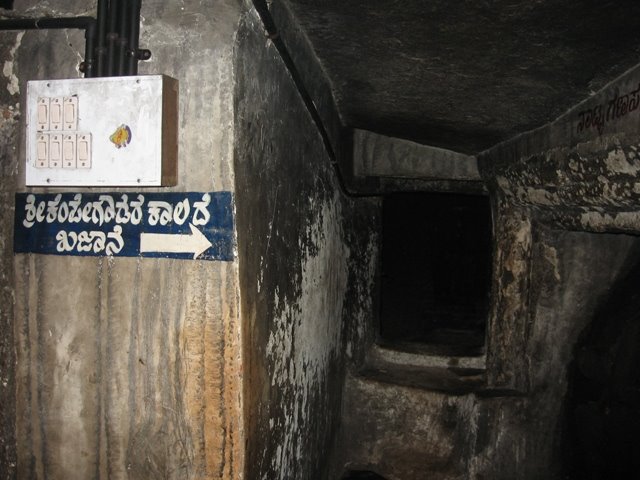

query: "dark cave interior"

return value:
[563, 241, 640, 479]
[379, 192, 493, 354]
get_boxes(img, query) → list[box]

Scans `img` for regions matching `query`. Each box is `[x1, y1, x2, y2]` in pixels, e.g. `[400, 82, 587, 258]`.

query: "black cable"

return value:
[96, 0, 108, 76]
[106, 0, 119, 75]
[116, 0, 128, 75]
[127, 0, 142, 75]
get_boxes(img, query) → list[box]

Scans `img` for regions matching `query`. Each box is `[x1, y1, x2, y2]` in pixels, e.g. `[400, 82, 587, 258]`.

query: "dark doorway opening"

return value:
[563, 247, 640, 478]
[378, 192, 492, 355]
[341, 470, 388, 479]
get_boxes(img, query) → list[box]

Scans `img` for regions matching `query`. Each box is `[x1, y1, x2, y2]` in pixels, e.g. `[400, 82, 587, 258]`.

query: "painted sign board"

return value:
[14, 192, 234, 261]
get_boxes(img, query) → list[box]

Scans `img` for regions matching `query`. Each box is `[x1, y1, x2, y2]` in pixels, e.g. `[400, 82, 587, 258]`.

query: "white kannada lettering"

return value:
[77, 231, 93, 252]
[147, 201, 173, 226]
[57, 200, 69, 223]
[81, 202, 93, 223]
[46, 194, 62, 223]
[106, 226, 124, 255]
[68, 194, 83, 223]
[55, 225, 124, 255]
[23, 194, 39, 228]
[115, 194, 131, 223]
[173, 198, 190, 225]
[56, 230, 77, 251]
[24, 193, 214, 229]
[129, 195, 144, 225]
[192, 193, 211, 226]
[90, 195, 116, 226]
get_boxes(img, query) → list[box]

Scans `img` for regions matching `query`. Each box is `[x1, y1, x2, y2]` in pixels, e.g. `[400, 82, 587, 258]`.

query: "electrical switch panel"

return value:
[26, 75, 178, 187]
[34, 94, 88, 172]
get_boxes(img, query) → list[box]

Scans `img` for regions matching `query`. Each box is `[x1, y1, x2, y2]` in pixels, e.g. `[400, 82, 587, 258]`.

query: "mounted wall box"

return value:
[26, 75, 178, 187]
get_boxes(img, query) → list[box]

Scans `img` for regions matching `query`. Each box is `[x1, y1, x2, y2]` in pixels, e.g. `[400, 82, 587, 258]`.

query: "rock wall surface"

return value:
[338, 51, 640, 480]
[234, 6, 378, 480]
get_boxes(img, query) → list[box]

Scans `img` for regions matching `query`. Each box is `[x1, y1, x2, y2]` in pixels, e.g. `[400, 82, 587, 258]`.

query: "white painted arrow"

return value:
[140, 223, 212, 259]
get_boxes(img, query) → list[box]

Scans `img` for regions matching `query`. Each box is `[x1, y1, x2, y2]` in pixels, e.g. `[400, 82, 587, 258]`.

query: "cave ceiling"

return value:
[282, 0, 640, 154]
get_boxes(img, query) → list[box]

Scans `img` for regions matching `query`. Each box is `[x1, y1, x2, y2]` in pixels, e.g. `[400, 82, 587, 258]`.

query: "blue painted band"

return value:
[14, 191, 235, 261]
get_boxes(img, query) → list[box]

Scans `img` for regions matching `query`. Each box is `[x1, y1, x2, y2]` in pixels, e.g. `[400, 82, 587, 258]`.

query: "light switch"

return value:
[49, 134, 62, 168]
[63, 97, 78, 131]
[62, 134, 76, 168]
[36, 133, 48, 168]
[50, 98, 63, 131]
[77, 134, 91, 168]
[37, 98, 49, 131]
[27, 75, 178, 186]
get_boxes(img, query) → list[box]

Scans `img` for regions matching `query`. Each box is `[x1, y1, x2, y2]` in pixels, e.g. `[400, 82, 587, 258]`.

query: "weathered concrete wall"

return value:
[473, 60, 640, 478]
[478, 63, 640, 394]
[233, 6, 378, 480]
[338, 227, 639, 480]
[471, 228, 639, 480]
[0, 26, 21, 480]
[2, 1, 245, 478]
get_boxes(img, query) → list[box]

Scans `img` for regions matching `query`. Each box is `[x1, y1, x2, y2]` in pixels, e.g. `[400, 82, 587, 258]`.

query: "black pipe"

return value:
[0, 17, 93, 30]
[84, 20, 96, 77]
[127, 0, 142, 75]
[116, 0, 129, 75]
[96, 0, 108, 76]
[0, 5, 147, 78]
[0, 17, 97, 77]
[106, 0, 119, 76]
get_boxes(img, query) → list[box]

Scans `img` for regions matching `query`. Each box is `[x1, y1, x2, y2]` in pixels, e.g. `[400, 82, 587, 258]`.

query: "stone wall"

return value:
[233, 6, 378, 479]
[2, 1, 244, 478]
[337, 51, 640, 480]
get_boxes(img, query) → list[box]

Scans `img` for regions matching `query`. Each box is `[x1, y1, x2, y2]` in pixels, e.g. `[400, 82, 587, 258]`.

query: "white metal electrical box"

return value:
[26, 75, 178, 187]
